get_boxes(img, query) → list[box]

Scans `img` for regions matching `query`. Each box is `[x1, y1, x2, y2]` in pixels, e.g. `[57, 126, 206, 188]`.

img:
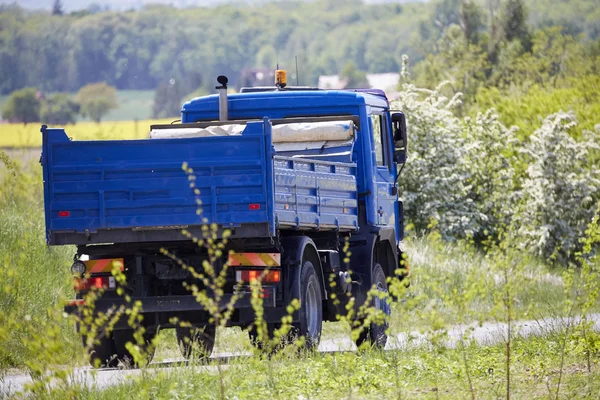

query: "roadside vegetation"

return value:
[0, 0, 599, 398]
[1, 97, 599, 397]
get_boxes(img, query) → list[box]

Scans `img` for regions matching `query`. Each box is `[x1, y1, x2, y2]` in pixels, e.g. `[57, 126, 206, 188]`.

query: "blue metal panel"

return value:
[42, 122, 274, 244]
[181, 90, 387, 123]
[273, 156, 358, 231]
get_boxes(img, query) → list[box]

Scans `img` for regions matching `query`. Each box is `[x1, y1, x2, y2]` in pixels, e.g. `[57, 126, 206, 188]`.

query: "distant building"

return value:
[240, 68, 276, 88]
[366, 73, 400, 92]
[318, 75, 347, 90]
[318, 73, 400, 99]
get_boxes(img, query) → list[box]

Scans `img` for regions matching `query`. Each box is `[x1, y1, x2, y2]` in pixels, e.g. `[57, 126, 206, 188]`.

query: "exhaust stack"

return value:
[216, 75, 228, 122]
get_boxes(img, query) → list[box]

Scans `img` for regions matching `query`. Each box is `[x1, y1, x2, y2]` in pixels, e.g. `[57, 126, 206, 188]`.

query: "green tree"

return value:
[152, 79, 186, 119]
[460, 0, 485, 45]
[76, 83, 118, 123]
[41, 93, 80, 125]
[414, 24, 488, 101]
[52, 0, 64, 16]
[340, 61, 369, 88]
[1, 88, 41, 124]
[255, 45, 277, 69]
[500, 0, 531, 50]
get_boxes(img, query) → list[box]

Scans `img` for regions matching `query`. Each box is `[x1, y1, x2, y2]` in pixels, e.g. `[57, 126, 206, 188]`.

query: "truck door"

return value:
[370, 110, 396, 227]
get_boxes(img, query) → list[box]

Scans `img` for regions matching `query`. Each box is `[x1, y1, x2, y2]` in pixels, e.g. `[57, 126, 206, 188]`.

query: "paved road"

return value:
[2, 314, 600, 396]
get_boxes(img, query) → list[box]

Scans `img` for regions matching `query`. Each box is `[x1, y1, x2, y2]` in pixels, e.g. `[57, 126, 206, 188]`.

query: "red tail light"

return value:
[58, 211, 70, 217]
[236, 269, 280, 284]
[73, 275, 116, 291]
[249, 204, 260, 210]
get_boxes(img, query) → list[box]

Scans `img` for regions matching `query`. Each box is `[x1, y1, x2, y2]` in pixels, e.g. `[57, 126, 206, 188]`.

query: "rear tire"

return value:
[291, 259, 323, 349]
[248, 323, 277, 350]
[112, 329, 157, 368]
[354, 263, 390, 349]
[84, 335, 118, 368]
[176, 325, 216, 361]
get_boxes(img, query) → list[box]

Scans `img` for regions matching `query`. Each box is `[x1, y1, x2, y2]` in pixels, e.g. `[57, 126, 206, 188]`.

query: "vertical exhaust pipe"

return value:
[216, 75, 228, 122]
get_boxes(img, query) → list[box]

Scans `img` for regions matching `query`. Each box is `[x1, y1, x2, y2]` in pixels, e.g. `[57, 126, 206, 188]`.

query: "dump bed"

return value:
[41, 119, 358, 246]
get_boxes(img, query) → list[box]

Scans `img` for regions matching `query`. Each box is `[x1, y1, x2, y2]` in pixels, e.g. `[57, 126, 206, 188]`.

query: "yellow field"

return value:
[0, 119, 173, 148]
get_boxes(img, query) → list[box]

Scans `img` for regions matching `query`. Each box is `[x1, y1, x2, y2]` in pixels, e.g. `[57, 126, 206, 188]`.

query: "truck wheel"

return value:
[354, 263, 390, 349]
[84, 335, 118, 368]
[176, 325, 216, 361]
[112, 329, 157, 368]
[248, 323, 277, 350]
[291, 259, 323, 349]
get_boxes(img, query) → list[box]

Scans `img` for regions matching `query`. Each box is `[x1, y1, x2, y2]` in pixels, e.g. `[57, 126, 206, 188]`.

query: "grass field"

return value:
[0, 118, 172, 148]
[0, 90, 156, 124]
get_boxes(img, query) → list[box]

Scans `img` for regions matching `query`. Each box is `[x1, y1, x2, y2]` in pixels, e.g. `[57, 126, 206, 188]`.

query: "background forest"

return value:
[0, 0, 599, 118]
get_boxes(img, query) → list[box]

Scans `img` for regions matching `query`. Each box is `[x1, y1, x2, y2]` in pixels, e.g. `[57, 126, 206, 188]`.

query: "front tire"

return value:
[291, 259, 323, 349]
[354, 263, 390, 349]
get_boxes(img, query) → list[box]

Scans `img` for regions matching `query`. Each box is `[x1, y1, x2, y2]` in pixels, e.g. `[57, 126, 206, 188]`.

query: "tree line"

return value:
[2, 83, 117, 124]
[0, 0, 598, 97]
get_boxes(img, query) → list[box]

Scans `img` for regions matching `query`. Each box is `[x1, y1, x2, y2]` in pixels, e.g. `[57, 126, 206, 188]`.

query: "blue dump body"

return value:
[42, 118, 358, 245]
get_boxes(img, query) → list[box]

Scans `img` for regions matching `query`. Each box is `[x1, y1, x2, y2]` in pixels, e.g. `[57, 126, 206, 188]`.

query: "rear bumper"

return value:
[64, 292, 275, 315]
[49, 223, 271, 246]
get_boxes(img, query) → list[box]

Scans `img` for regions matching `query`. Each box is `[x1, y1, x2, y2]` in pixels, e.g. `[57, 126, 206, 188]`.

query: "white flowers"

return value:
[393, 85, 599, 263]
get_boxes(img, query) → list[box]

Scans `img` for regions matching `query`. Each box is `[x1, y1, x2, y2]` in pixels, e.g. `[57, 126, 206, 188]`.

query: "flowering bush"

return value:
[516, 112, 600, 264]
[394, 83, 519, 242]
[393, 82, 479, 239]
[394, 83, 599, 264]
[462, 110, 519, 242]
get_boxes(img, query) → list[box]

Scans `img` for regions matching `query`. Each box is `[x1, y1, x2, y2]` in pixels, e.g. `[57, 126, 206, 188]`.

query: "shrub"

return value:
[462, 109, 519, 242]
[516, 112, 600, 264]
[41, 93, 80, 125]
[1, 88, 41, 124]
[76, 82, 118, 123]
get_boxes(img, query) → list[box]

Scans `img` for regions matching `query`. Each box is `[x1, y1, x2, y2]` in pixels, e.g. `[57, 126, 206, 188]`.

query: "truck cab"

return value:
[42, 75, 408, 367]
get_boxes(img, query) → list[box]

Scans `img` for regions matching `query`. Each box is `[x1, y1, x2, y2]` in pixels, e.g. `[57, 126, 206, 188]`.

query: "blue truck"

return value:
[41, 74, 408, 367]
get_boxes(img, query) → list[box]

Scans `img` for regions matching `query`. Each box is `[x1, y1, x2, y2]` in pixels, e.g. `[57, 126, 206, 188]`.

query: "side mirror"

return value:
[392, 112, 407, 163]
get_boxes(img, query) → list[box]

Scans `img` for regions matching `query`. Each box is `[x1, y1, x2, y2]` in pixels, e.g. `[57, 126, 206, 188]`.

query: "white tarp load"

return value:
[150, 120, 354, 143]
[149, 124, 245, 139]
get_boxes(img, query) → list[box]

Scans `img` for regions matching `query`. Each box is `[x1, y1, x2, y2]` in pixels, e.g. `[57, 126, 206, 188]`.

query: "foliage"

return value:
[152, 80, 186, 119]
[414, 24, 489, 102]
[339, 61, 369, 88]
[1, 88, 41, 124]
[52, 0, 64, 16]
[1, 147, 599, 397]
[462, 110, 518, 242]
[1, 0, 598, 97]
[0, 157, 80, 369]
[76, 82, 118, 123]
[500, 0, 531, 50]
[41, 93, 80, 125]
[515, 112, 600, 265]
[395, 81, 521, 242]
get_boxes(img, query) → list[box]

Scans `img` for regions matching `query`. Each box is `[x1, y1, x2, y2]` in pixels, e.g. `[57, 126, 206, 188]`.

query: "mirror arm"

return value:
[395, 162, 405, 185]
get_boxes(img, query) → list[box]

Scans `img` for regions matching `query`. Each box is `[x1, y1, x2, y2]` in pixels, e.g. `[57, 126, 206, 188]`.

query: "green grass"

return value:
[17, 333, 600, 399]
[100, 90, 155, 121]
[0, 159, 81, 370]
[1, 153, 599, 399]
